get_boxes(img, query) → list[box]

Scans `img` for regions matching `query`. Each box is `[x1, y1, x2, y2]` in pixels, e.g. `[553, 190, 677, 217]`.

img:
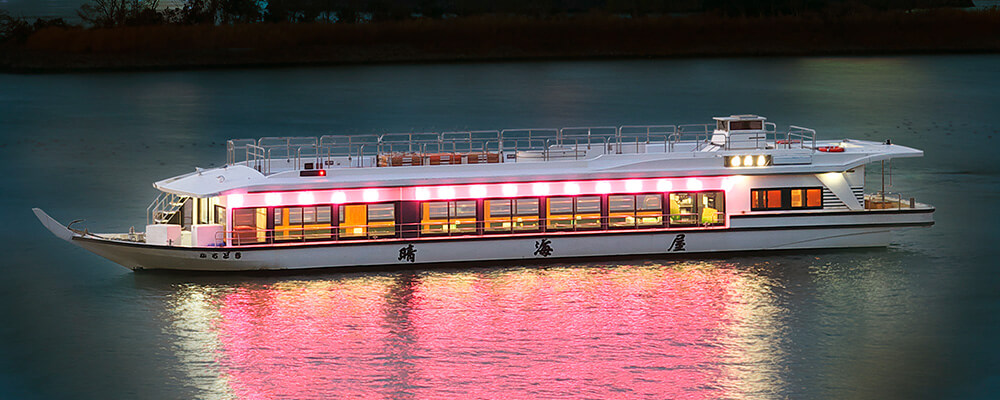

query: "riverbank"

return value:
[2, 10, 998, 73]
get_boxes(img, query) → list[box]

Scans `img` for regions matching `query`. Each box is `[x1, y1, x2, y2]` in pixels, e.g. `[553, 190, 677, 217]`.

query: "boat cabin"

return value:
[138, 116, 925, 249]
[711, 115, 771, 149]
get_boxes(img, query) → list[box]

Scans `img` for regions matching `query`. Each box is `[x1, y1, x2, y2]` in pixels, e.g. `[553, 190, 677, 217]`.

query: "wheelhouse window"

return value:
[751, 188, 822, 211]
[669, 191, 725, 226]
[421, 200, 476, 235]
[546, 196, 601, 230]
[609, 194, 663, 228]
[485, 198, 539, 233]
[339, 203, 396, 238]
[232, 207, 267, 245]
[730, 120, 763, 130]
[274, 205, 333, 241]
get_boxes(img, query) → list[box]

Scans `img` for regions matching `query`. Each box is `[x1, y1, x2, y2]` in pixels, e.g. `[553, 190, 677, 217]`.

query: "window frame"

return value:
[750, 187, 824, 211]
[668, 190, 726, 227]
[420, 200, 478, 236]
[484, 197, 541, 234]
[274, 205, 334, 242]
[338, 202, 398, 239]
[545, 195, 602, 231]
[608, 193, 664, 229]
[231, 207, 269, 245]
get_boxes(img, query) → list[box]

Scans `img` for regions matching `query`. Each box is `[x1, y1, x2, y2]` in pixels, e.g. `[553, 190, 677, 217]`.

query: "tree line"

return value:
[1, 0, 976, 43]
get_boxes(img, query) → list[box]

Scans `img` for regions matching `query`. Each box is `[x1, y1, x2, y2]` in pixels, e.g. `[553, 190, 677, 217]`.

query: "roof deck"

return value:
[225, 115, 819, 176]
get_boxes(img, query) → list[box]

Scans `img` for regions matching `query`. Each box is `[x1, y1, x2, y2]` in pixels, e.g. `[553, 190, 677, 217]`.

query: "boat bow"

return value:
[33, 208, 78, 242]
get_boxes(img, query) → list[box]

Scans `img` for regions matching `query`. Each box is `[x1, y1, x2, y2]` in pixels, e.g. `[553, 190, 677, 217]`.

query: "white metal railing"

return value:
[224, 122, 821, 174]
[146, 192, 189, 225]
[784, 125, 817, 150]
[865, 191, 917, 210]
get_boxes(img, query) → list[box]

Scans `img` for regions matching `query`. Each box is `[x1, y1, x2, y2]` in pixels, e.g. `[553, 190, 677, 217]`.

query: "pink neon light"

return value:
[501, 184, 518, 197]
[721, 177, 734, 191]
[469, 185, 488, 198]
[297, 192, 315, 205]
[686, 178, 703, 191]
[595, 181, 612, 194]
[438, 186, 456, 199]
[532, 182, 550, 196]
[227, 176, 734, 208]
[564, 182, 581, 195]
[624, 180, 642, 193]
[415, 187, 431, 201]
[265, 193, 281, 206]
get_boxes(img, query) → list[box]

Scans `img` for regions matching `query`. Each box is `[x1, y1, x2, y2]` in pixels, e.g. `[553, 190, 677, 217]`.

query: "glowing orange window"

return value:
[766, 190, 782, 209]
[791, 189, 804, 208]
[807, 189, 822, 208]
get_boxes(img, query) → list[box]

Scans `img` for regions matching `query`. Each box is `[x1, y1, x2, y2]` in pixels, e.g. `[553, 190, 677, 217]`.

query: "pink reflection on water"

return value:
[212, 265, 758, 399]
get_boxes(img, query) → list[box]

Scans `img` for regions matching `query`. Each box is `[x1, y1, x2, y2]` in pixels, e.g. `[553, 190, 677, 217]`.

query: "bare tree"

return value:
[78, 0, 161, 27]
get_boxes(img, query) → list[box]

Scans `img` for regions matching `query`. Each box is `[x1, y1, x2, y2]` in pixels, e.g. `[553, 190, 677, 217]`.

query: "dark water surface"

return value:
[1, 56, 998, 399]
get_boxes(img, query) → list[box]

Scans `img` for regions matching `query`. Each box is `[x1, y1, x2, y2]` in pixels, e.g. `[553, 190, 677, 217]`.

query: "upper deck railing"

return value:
[226, 123, 817, 174]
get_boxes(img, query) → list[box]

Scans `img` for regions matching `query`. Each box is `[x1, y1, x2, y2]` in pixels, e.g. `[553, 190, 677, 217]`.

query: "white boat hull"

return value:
[35, 208, 934, 272]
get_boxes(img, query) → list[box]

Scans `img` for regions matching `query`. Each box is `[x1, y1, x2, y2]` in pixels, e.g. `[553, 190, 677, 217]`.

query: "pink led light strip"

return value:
[227, 176, 740, 209]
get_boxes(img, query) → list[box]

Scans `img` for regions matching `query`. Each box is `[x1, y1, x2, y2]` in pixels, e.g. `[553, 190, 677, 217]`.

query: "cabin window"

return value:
[232, 207, 267, 245]
[214, 205, 226, 229]
[484, 198, 540, 233]
[699, 191, 725, 225]
[669, 191, 725, 226]
[339, 203, 396, 238]
[274, 206, 333, 241]
[421, 200, 477, 235]
[197, 198, 209, 225]
[751, 188, 822, 211]
[669, 193, 697, 226]
[717, 120, 727, 131]
[609, 194, 663, 228]
[546, 196, 601, 230]
[730, 120, 763, 130]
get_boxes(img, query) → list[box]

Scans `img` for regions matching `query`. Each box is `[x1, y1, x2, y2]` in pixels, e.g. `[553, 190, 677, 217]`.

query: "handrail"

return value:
[146, 192, 187, 226]
[865, 191, 916, 210]
[619, 125, 676, 153]
[224, 121, 821, 173]
[786, 125, 817, 150]
[146, 192, 164, 226]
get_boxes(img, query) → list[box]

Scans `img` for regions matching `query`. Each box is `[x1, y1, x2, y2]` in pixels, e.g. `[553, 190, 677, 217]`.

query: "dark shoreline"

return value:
[2, 48, 999, 75]
[2, 11, 998, 73]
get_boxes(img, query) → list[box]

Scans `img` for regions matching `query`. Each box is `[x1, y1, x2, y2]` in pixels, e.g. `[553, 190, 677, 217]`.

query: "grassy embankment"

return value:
[1, 9, 998, 72]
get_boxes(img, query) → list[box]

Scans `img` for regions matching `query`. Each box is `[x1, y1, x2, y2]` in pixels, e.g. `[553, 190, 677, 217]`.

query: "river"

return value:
[1, 56, 998, 398]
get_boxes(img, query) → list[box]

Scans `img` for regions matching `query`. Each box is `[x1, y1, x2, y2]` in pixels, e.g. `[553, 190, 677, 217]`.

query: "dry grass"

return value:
[4, 9, 1000, 71]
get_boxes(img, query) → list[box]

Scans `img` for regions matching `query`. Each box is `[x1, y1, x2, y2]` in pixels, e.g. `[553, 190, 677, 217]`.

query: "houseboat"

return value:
[34, 115, 935, 271]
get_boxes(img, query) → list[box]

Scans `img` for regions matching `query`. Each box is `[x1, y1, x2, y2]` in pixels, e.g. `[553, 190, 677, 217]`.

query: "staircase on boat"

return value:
[147, 192, 189, 225]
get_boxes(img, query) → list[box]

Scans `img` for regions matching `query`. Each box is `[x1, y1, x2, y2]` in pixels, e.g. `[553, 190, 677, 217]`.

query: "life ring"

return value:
[816, 146, 844, 152]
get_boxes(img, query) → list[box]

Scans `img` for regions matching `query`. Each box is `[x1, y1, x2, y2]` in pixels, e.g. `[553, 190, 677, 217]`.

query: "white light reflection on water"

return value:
[161, 262, 791, 399]
[165, 285, 234, 400]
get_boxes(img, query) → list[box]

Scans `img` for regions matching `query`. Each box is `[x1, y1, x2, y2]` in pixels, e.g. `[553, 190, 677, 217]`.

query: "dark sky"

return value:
[1, 1, 185, 20]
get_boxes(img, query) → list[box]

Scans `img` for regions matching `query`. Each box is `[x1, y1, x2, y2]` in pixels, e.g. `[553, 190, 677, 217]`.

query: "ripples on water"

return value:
[149, 253, 939, 399]
[157, 262, 791, 399]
